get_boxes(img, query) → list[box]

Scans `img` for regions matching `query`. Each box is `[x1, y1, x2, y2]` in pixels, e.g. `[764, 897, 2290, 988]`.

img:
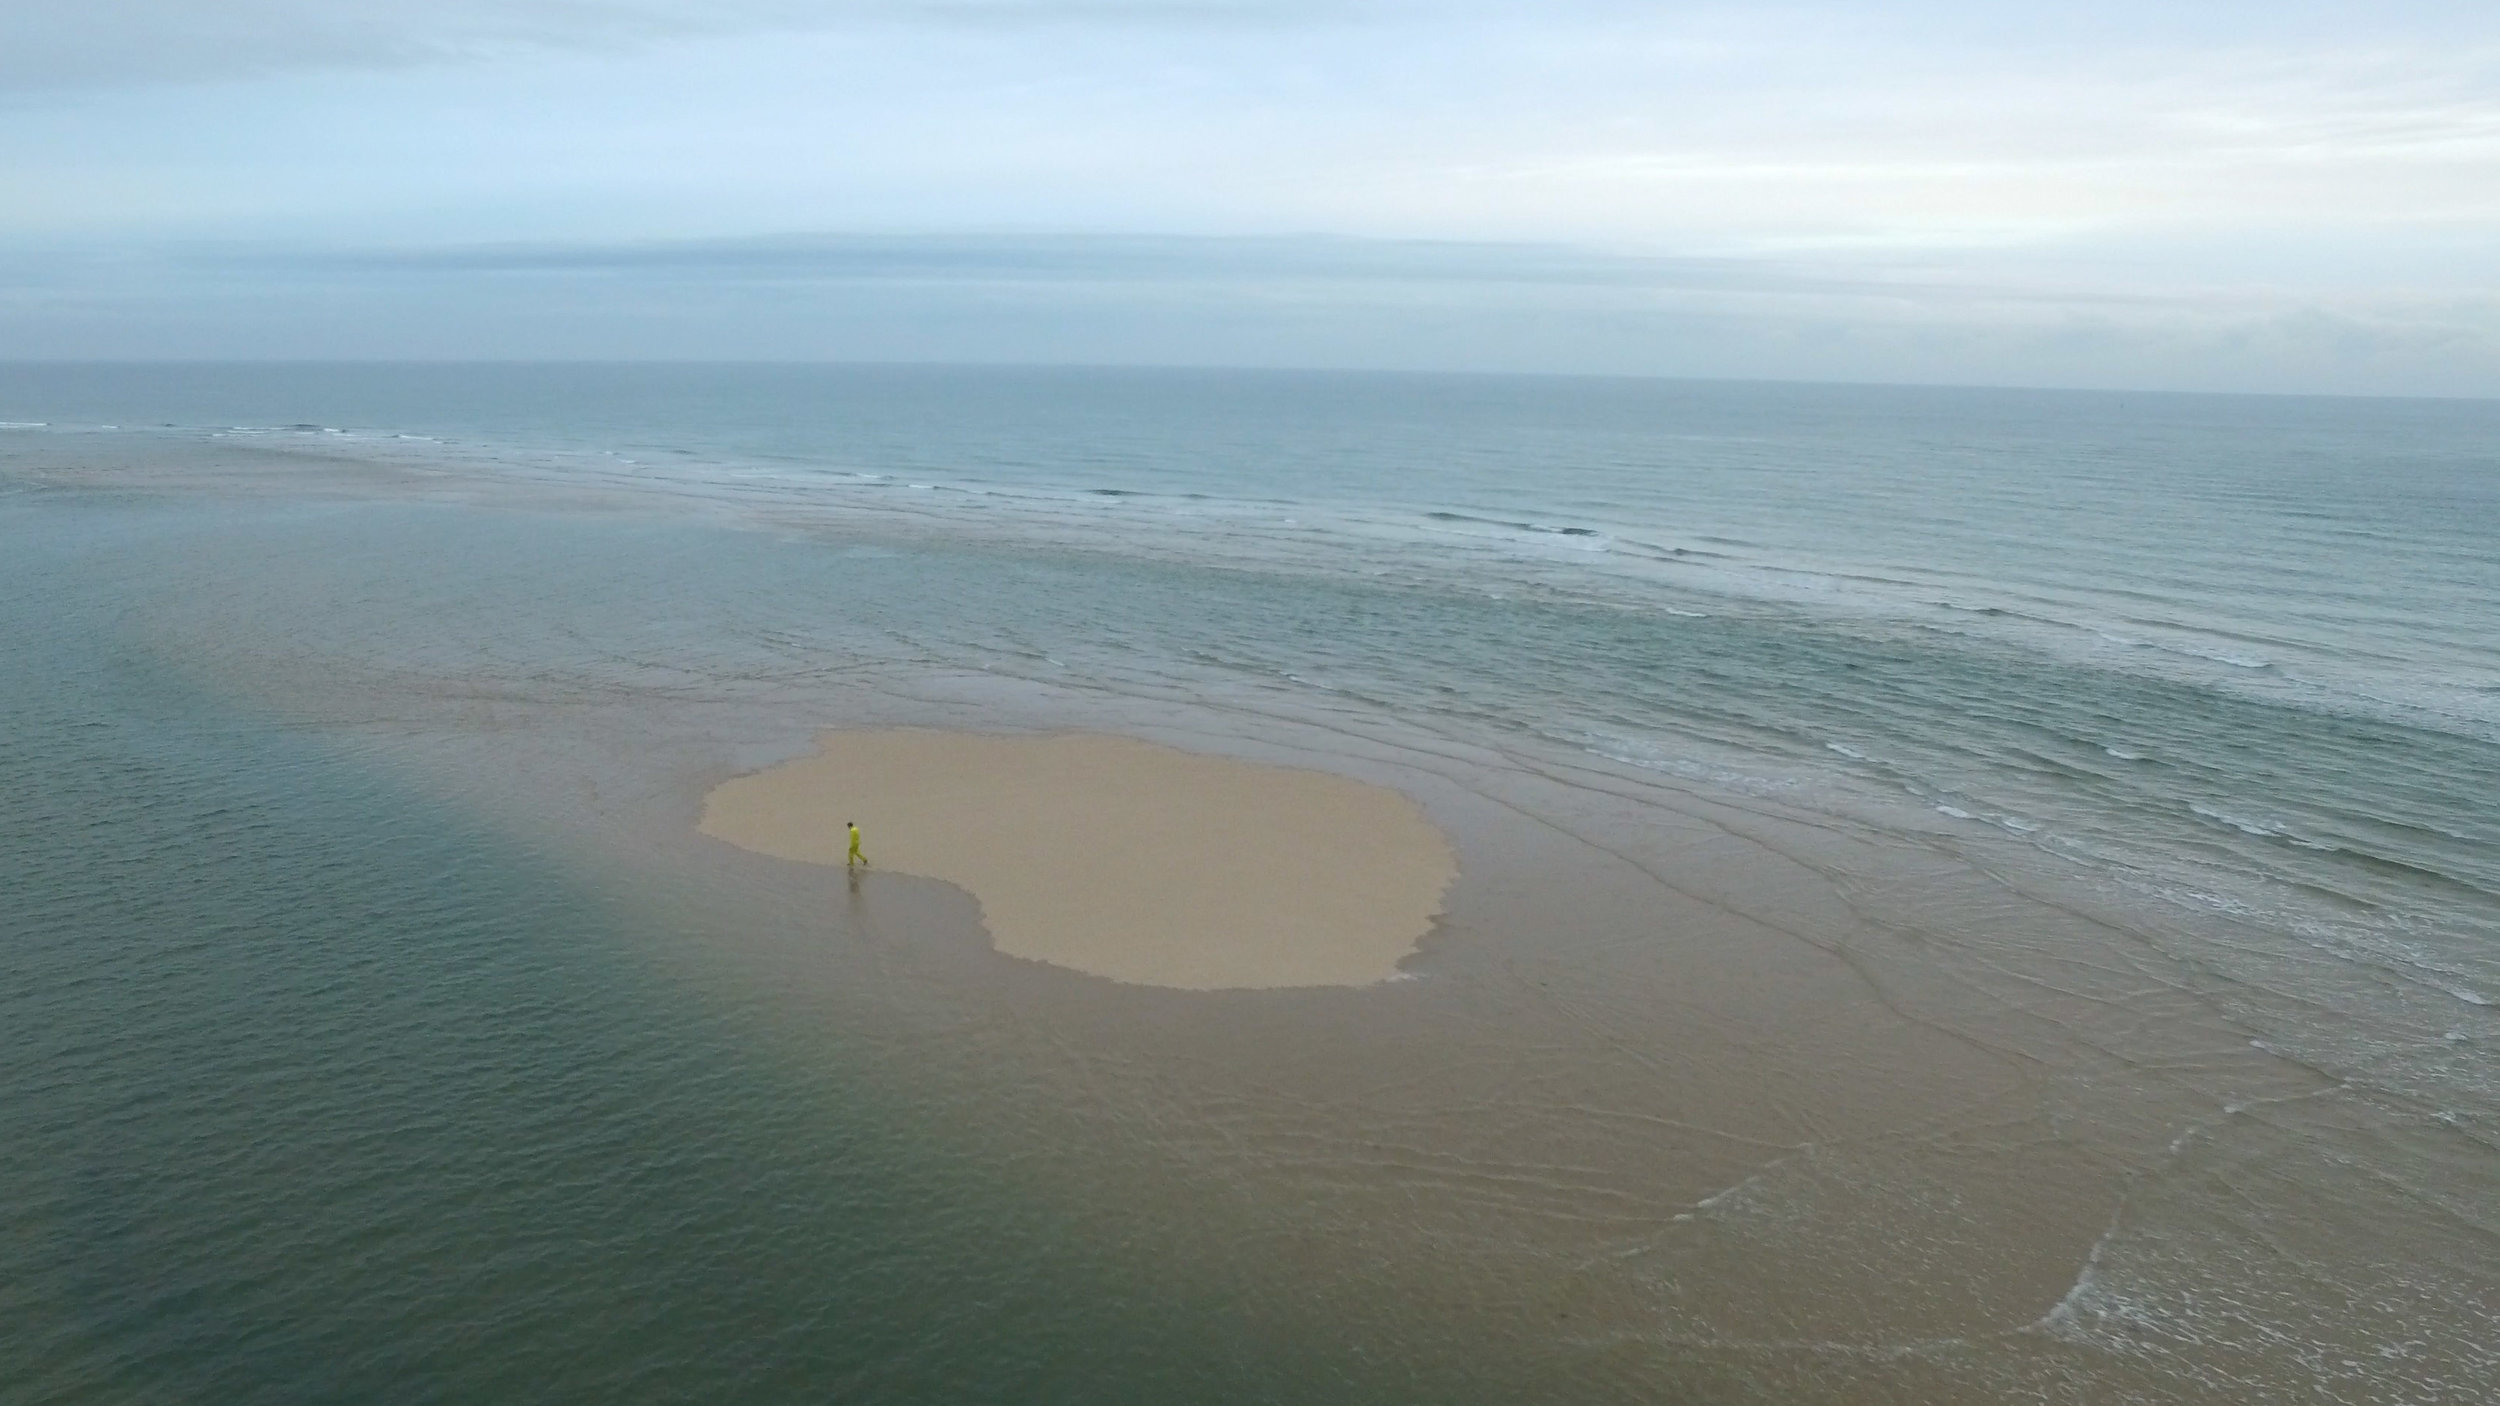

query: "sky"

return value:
[2, 1, 2496, 393]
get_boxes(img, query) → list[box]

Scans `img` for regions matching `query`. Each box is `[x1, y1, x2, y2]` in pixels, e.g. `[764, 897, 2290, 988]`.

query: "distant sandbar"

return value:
[698, 730, 1456, 990]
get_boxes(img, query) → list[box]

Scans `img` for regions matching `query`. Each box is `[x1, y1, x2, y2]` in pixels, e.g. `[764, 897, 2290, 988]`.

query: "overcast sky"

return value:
[3, 1, 2495, 392]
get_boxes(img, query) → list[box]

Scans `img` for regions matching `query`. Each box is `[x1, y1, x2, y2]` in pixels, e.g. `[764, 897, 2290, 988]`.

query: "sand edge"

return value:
[698, 729, 1457, 990]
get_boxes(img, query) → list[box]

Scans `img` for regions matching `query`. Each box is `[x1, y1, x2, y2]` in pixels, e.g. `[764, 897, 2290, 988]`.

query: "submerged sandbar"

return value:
[698, 730, 1456, 989]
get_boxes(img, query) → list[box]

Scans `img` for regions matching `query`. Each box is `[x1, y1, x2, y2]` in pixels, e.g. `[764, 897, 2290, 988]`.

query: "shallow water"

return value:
[3, 366, 2495, 1403]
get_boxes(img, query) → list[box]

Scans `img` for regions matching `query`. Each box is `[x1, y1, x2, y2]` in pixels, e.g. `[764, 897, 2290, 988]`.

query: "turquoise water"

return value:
[4, 366, 2496, 1402]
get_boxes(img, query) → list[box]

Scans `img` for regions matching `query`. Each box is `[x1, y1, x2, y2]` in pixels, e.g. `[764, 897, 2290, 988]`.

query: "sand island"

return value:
[698, 730, 1456, 989]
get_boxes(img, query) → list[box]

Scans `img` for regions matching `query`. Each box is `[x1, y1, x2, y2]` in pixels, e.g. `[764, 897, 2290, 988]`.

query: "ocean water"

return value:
[4, 364, 2496, 1403]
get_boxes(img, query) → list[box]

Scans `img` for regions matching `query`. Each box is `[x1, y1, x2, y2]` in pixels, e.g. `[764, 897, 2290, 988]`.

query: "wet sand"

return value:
[698, 729, 1457, 989]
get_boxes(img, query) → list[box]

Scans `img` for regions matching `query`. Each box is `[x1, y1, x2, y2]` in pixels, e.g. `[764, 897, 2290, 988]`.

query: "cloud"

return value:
[248, 230, 1779, 287]
[8, 1, 2493, 96]
[3, 4, 2494, 396]
[7, 231, 2497, 397]
[0, 0, 1340, 93]
[188, 230, 2222, 322]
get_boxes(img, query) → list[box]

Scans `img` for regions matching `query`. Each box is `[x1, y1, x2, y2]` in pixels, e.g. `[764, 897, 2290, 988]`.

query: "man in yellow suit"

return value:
[846, 820, 868, 868]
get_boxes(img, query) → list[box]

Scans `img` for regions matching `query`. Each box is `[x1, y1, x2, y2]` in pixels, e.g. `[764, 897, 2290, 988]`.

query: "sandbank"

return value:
[698, 730, 1456, 989]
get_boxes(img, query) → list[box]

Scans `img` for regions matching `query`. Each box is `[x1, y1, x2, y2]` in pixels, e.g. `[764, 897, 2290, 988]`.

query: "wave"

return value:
[1422, 509, 1605, 540]
[2189, 802, 2287, 838]
[229, 423, 2500, 741]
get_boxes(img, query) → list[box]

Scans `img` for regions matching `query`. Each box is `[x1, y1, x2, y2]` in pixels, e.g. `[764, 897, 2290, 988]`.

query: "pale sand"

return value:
[698, 730, 1457, 989]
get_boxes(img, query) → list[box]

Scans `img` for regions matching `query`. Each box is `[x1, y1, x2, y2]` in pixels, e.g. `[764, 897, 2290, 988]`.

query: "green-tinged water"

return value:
[0, 512, 1487, 1406]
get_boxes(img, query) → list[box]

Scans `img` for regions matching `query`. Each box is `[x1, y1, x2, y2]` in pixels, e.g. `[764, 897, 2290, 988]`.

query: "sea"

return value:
[3, 364, 2494, 1404]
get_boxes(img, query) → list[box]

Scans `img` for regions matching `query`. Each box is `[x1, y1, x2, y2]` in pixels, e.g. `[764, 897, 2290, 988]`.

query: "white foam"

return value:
[1689, 1172, 1764, 1213]
[2033, 1212, 2121, 1333]
[2190, 803, 2281, 837]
